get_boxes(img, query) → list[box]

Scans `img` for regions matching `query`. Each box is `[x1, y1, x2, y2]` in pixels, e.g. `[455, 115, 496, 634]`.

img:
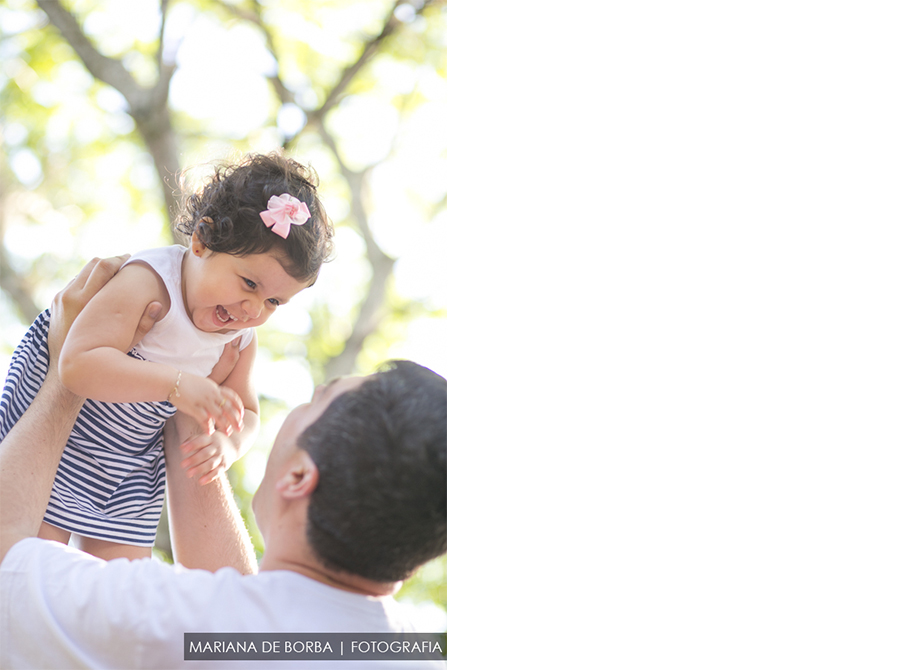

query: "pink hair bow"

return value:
[260, 194, 311, 238]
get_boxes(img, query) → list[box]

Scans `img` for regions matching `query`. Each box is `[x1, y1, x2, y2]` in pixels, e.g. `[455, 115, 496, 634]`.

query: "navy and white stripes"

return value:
[0, 310, 175, 547]
[0, 310, 50, 437]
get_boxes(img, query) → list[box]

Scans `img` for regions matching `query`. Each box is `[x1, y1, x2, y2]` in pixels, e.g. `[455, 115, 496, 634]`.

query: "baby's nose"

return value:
[243, 299, 262, 320]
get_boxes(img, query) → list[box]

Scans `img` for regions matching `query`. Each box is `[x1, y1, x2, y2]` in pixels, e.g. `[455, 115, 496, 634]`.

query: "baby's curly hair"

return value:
[176, 153, 334, 284]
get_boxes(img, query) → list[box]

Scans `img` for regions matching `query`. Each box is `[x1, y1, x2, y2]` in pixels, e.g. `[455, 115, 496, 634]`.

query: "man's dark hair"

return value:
[300, 360, 447, 583]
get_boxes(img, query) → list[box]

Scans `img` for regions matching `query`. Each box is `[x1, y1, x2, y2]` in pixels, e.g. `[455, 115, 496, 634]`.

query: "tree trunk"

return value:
[133, 109, 182, 240]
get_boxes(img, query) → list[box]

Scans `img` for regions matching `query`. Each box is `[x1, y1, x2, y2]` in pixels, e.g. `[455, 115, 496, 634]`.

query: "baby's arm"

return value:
[58, 263, 242, 434]
[177, 333, 261, 485]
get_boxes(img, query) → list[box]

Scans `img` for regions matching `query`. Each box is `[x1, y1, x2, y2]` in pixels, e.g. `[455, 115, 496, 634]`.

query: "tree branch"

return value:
[237, 0, 443, 147]
[208, 0, 295, 108]
[156, 0, 170, 73]
[307, 0, 407, 125]
[300, 0, 444, 142]
[313, 122, 384, 260]
[315, 121, 395, 379]
[37, 0, 183, 236]
[152, 0, 178, 108]
[35, 0, 146, 108]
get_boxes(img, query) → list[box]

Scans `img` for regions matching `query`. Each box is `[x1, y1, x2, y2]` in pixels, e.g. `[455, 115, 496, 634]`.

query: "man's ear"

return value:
[276, 450, 319, 500]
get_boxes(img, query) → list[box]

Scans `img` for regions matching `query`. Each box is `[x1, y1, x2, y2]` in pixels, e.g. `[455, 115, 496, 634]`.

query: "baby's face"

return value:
[185, 239, 311, 333]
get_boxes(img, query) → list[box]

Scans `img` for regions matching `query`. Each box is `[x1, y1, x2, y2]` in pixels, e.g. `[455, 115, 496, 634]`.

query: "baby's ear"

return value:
[191, 222, 213, 256]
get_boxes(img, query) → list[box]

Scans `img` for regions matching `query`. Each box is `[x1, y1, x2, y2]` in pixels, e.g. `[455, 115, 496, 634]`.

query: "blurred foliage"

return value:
[398, 554, 447, 608]
[0, 0, 445, 628]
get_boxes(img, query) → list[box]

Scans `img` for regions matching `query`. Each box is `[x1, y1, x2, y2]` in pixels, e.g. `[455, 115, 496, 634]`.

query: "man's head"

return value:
[253, 361, 447, 585]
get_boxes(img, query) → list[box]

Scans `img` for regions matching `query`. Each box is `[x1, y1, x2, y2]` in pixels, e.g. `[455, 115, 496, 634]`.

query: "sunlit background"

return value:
[0, 0, 446, 630]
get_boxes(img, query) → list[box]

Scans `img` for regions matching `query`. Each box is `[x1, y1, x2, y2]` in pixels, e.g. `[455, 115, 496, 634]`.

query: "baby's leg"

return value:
[74, 536, 152, 561]
[37, 522, 71, 545]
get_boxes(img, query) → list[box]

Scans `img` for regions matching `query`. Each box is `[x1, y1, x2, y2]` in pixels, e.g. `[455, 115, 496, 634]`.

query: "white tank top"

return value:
[123, 246, 253, 377]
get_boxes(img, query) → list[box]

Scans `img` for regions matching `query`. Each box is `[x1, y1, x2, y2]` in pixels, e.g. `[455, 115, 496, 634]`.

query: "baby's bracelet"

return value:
[167, 370, 182, 403]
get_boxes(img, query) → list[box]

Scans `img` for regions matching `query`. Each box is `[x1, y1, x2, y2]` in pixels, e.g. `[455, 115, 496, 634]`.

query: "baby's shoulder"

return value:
[125, 245, 185, 279]
[106, 262, 172, 315]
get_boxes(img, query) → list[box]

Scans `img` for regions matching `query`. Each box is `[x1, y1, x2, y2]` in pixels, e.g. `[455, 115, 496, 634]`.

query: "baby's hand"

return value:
[179, 431, 240, 485]
[169, 372, 244, 436]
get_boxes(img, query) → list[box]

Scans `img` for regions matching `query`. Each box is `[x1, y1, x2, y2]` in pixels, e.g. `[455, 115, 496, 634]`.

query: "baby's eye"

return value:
[267, 298, 280, 307]
[243, 278, 257, 289]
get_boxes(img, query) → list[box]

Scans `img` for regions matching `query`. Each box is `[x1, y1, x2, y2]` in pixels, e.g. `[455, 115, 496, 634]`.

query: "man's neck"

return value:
[259, 553, 401, 597]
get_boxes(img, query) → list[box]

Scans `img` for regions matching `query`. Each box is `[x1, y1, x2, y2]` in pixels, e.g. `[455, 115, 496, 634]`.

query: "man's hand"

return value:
[209, 338, 241, 385]
[48, 255, 162, 375]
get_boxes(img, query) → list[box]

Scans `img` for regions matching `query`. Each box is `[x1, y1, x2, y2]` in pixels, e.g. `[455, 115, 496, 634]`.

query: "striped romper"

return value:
[0, 246, 251, 547]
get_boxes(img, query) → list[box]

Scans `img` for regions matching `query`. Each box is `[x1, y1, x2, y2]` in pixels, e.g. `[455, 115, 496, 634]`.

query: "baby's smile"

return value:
[215, 305, 238, 324]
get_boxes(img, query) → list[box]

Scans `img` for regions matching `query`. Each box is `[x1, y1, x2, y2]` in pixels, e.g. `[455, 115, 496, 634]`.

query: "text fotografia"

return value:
[184, 632, 446, 661]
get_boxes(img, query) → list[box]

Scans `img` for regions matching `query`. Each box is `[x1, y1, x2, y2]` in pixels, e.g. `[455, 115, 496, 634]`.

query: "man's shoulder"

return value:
[1, 537, 247, 630]
[1, 537, 230, 586]
[1, 543, 440, 668]
[0, 538, 240, 668]
[1, 537, 86, 571]
[2, 539, 416, 629]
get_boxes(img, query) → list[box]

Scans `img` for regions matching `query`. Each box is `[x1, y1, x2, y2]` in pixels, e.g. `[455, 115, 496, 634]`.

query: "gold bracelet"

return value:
[167, 370, 182, 403]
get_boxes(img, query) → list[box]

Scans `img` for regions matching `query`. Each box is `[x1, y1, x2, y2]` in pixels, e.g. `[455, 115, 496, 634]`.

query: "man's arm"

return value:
[0, 362, 83, 562]
[0, 256, 161, 564]
[164, 408, 259, 574]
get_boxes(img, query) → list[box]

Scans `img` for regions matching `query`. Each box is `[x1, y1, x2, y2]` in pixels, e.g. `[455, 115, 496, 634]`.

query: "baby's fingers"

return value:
[180, 441, 220, 470]
[179, 433, 210, 456]
[184, 452, 226, 485]
[181, 405, 215, 435]
[216, 388, 244, 435]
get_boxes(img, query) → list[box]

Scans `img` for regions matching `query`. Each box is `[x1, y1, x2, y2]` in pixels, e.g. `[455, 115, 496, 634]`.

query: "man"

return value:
[0, 256, 447, 669]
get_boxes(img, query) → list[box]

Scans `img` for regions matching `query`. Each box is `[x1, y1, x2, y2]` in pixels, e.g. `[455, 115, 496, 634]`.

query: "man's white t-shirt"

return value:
[0, 538, 445, 669]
